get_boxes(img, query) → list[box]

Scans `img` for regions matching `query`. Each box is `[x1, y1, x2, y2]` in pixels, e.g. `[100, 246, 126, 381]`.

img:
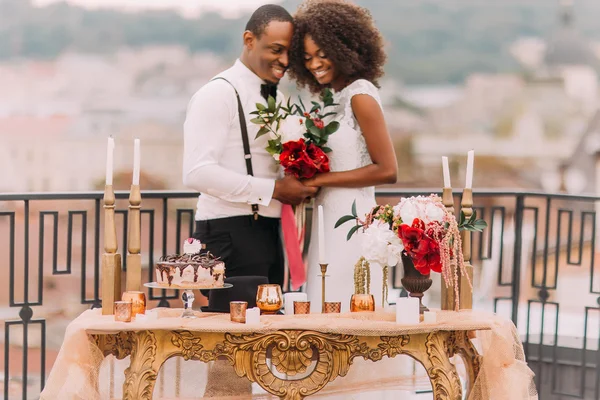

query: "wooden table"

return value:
[88, 312, 488, 400]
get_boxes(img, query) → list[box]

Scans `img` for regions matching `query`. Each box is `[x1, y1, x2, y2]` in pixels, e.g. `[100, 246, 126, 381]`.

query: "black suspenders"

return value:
[211, 77, 259, 220]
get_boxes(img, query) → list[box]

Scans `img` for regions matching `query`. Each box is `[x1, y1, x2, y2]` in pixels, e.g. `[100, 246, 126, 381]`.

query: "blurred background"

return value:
[1, 0, 600, 398]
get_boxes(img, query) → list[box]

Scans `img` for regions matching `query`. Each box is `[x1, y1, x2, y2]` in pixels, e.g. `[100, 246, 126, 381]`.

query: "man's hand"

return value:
[273, 175, 318, 205]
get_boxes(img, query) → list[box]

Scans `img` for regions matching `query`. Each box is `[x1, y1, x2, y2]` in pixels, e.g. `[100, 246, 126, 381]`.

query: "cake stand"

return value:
[144, 282, 233, 319]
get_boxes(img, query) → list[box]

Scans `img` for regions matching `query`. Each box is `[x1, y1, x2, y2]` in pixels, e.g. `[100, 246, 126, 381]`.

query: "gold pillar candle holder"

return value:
[441, 187, 457, 311]
[350, 294, 375, 312]
[102, 185, 122, 315]
[230, 301, 248, 323]
[320, 263, 328, 313]
[323, 302, 341, 313]
[256, 284, 283, 314]
[114, 301, 132, 322]
[126, 184, 142, 292]
[459, 188, 474, 310]
[122, 291, 146, 316]
[293, 301, 311, 314]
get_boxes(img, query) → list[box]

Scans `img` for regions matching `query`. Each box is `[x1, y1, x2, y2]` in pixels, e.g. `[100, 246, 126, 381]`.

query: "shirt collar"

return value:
[234, 59, 266, 88]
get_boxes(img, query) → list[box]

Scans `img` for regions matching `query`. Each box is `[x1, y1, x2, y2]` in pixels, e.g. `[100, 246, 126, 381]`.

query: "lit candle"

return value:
[283, 292, 308, 315]
[442, 156, 451, 188]
[132, 138, 140, 185]
[318, 205, 326, 264]
[465, 150, 474, 189]
[105, 137, 114, 186]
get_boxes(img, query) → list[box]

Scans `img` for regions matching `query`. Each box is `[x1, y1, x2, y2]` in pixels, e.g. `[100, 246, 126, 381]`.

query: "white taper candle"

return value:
[442, 156, 451, 188]
[132, 138, 140, 185]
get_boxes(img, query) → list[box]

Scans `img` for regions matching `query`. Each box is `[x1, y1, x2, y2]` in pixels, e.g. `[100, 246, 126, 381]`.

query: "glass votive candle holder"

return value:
[230, 301, 248, 323]
[122, 291, 146, 317]
[293, 301, 311, 314]
[350, 294, 375, 312]
[114, 301, 133, 322]
[323, 302, 341, 313]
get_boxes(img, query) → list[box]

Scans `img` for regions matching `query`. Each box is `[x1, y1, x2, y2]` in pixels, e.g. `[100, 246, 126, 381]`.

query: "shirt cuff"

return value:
[248, 176, 275, 206]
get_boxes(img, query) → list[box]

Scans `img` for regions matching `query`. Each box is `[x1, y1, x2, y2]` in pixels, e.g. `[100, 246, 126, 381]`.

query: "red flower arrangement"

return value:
[251, 89, 339, 179]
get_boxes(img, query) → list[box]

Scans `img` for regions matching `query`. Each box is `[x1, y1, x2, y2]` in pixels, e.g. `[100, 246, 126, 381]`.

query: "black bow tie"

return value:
[260, 83, 278, 102]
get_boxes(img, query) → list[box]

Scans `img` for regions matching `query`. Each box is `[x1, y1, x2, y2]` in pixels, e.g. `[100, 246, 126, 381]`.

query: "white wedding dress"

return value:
[306, 79, 384, 312]
[303, 80, 419, 399]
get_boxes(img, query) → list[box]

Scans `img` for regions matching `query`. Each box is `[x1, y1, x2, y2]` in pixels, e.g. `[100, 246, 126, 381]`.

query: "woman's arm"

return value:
[304, 94, 398, 188]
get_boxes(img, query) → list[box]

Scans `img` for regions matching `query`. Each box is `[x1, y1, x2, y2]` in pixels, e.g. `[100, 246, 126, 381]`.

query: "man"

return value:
[183, 5, 316, 287]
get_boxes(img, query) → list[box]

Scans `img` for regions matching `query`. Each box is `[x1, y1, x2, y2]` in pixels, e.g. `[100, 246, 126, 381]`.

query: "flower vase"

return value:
[400, 252, 432, 314]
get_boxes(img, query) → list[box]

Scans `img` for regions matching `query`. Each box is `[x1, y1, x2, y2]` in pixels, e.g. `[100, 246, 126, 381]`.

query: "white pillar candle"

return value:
[105, 137, 115, 186]
[442, 156, 451, 188]
[318, 205, 326, 264]
[245, 307, 261, 324]
[423, 311, 436, 323]
[465, 150, 474, 189]
[132, 138, 140, 185]
[284, 292, 308, 315]
[395, 297, 420, 325]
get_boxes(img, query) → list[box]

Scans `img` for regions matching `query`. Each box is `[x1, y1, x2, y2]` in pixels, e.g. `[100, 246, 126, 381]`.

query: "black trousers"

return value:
[193, 215, 284, 286]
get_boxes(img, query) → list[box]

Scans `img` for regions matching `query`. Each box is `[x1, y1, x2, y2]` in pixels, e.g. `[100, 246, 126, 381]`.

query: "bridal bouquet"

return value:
[336, 195, 487, 306]
[250, 89, 339, 179]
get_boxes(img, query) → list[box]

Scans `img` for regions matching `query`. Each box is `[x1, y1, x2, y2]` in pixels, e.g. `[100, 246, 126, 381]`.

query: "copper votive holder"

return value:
[323, 301, 341, 313]
[114, 301, 133, 322]
[293, 301, 311, 314]
[256, 284, 283, 314]
[230, 301, 248, 323]
[350, 294, 375, 312]
[122, 291, 146, 317]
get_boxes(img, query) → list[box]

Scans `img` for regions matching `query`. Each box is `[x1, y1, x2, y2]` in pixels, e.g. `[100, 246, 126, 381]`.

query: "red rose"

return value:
[398, 222, 442, 275]
[313, 118, 325, 129]
[306, 142, 330, 173]
[280, 139, 318, 179]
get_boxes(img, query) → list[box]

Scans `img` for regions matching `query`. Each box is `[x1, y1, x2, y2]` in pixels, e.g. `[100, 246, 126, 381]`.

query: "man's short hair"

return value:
[245, 4, 293, 38]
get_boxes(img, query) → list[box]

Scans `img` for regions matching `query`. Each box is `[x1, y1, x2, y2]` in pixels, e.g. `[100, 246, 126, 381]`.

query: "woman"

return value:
[288, 0, 398, 312]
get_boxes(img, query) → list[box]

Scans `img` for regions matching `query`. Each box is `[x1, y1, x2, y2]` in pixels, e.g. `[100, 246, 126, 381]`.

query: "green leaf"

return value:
[250, 117, 263, 124]
[346, 224, 360, 241]
[310, 104, 320, 113]
[298, 96, 306, 112]
[351, 199, 357, 217]
[322, 146, 332, 153]
[256, 103, 267, 111]
[334, 215, 357, 228]
[459, 211, 466, 226]
[305, 118, 314, 129]
[267, 96, 276, 112]
[255, 126, 269, 139]
[250, 110, 260, 115]
[308, 126, 322, 137]
[325, 121, 340, 135]
[321, 112, 336, 118]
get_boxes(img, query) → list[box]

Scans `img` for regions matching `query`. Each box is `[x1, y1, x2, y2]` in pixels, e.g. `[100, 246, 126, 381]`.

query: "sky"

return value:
[32, 0, 282, 18]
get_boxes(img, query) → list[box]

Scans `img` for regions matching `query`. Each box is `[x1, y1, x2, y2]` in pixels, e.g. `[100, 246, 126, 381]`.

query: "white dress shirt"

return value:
[183, 59, 282, 220]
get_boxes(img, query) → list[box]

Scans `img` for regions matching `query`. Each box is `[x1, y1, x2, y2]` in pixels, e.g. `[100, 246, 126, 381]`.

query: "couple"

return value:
[183, 0, 397, 312]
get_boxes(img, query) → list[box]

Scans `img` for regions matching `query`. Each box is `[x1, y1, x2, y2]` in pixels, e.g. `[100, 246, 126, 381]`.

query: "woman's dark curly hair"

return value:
[287, 0, 386, 94]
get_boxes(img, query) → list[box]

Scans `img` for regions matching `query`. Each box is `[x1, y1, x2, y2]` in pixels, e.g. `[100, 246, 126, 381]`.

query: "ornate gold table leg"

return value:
[122, 331, 165, 400]
[451, 331, 482, 398]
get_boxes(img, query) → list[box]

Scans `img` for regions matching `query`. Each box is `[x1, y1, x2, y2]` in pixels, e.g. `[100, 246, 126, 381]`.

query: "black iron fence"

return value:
[0, 189, 598, 399]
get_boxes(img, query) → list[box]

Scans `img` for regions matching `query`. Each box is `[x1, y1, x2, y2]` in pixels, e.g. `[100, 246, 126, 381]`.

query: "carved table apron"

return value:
[91, 328, 482, 400]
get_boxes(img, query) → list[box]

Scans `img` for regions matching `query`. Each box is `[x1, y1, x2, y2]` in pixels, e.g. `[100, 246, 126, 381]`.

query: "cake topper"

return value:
[183, 238, 204, 254]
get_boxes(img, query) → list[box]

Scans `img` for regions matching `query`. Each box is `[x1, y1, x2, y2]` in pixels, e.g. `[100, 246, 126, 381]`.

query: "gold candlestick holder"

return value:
[320, 263, 328, 313]
[459, 188, 474, 310]
[102, 185, 122, 315]
[441, 187, 457, 311]
[126, 184, 142, 292]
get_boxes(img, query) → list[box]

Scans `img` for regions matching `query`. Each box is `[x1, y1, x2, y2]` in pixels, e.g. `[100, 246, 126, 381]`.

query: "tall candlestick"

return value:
[318, 205, 325, 264]
[442, 156, 451, 188]
[132, 138, 140, 185]
[105, 137, 114, 186]
[465, 150, 474, 189]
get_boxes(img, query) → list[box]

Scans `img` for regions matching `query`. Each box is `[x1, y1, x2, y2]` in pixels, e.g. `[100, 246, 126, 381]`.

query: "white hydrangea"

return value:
[361, 220, 404, 267]
[279, 115, 306, 143]
[393, 195, 445, 225]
